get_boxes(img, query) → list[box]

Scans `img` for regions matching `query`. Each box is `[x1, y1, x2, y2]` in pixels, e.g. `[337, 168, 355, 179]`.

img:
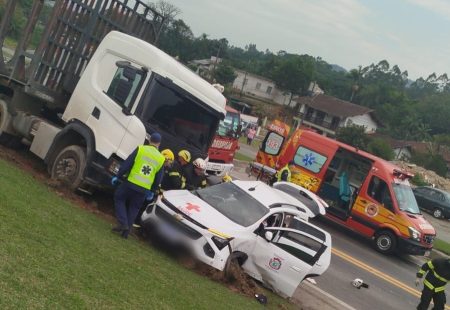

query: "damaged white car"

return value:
[141, 180, 331, 298]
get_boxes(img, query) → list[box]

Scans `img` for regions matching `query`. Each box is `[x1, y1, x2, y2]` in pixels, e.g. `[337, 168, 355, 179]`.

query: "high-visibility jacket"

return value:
[277, 165, 291, 182]
[417, 258, 450, 292]
[127, 145, 165, 190]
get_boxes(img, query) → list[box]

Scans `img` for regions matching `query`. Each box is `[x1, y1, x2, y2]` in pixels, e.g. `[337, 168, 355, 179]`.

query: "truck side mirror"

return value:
[264, 231, 274, 242]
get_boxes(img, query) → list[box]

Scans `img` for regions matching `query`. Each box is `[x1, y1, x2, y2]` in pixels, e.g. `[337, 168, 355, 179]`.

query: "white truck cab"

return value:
[141, 180, 332, 298]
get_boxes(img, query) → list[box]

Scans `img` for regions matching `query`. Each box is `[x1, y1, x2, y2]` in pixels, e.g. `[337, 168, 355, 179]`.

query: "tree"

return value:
[367, 138, 394, 160]
[271, 55, 314, 104]
[336, 125, 369, 149]
[213, 63, 236, 85]
[148, 0, 181, 26]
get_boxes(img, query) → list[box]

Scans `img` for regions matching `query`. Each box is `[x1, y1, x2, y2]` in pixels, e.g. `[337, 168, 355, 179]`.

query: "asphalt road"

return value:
[311, 217, 450, 310]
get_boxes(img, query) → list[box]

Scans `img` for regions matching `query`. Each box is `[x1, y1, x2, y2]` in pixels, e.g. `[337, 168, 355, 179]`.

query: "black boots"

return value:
[112, 225, 129, 238]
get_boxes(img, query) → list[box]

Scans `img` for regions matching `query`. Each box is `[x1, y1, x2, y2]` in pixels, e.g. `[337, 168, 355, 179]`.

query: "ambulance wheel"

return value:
[374, 230, 397, 254]
[50, 145, 87, 190]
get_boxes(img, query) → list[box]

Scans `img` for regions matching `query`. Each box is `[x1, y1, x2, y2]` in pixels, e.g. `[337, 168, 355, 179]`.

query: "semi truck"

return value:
[0, 0, 226, 192]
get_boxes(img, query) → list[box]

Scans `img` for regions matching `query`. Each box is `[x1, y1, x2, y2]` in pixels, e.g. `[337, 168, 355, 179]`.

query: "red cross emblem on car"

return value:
[185, 203, 200, 212]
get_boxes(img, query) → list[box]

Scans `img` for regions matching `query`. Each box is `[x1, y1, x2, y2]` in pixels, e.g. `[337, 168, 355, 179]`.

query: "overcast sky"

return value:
[166, 0, 450, 80]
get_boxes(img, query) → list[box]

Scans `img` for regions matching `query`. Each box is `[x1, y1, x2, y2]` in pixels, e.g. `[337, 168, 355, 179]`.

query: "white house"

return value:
[296, 94, 379, 137]
[232, 70, 296, 106]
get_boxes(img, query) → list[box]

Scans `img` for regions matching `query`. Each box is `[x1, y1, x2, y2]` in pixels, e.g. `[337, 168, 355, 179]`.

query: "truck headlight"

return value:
[408, 227, 421, 241]
[211, 236, 231, 250]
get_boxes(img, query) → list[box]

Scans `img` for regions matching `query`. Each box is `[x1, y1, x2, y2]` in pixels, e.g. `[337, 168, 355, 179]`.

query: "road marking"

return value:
[332, 248, 450, 310]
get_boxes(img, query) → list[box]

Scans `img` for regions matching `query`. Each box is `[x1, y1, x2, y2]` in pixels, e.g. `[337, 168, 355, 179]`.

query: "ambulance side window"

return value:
[367, 176, 394, 211]
[262, 132, 284, 155]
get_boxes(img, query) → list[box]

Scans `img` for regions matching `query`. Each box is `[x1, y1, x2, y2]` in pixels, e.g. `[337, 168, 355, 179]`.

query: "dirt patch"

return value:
[393, 160, 450, 192]
[0, 145, 115, 222]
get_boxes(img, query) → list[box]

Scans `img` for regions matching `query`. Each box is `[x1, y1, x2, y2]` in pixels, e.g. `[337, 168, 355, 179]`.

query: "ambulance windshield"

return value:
[393, 183, 421, 214]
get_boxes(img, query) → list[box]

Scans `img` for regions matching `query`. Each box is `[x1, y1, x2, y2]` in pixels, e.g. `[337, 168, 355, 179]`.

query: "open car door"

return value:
[273, 181, 329, 216]
[243, 219, 331, 298]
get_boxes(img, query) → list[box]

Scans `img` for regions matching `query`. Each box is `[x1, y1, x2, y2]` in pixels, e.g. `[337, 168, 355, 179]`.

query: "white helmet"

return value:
[193, 158, 206, 170]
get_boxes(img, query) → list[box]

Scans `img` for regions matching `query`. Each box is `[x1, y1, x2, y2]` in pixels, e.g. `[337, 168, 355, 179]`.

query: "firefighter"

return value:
[415, 258, 450, 310]
[178, 149, 193, 188]
[186, 158, 208, 190]
[222, 173, 233, 183]
[160, 149, 183, 191]
[277, 161, 296, 182]
[111, 132, 165, 238]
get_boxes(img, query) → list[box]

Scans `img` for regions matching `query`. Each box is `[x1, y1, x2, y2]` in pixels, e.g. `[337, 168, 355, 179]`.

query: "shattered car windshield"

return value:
[196, 183, 268, 227]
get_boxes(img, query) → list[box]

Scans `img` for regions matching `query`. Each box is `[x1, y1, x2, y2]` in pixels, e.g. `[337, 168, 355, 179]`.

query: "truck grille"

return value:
[423, 234, 435, 244]
[155, 206, 202, 240]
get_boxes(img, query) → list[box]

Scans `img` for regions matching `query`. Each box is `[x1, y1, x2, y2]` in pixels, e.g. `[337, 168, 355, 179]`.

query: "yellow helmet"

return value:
[161, 149, 174, 161]
[222, 173, 232, 183]
[178, 150, 191, 163]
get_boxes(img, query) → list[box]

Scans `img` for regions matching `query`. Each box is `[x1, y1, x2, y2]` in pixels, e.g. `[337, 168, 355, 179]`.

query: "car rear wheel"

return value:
[374, 230, 397, 254]
[432, 208, 443, 218]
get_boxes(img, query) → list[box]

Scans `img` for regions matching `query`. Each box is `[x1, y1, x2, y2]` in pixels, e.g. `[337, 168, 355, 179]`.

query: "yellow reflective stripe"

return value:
[424, 279, 434, 290]
[427, 261, 434, 269]
[433, 271, 448, 283]
[169, 172, 180, 177]
[435, 286, 446, 292]
[208, 228, 231, 239]
[418, 269, 426, 275]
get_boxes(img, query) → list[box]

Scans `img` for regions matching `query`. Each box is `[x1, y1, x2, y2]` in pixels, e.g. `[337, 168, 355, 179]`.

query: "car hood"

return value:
[405, 213, 436, 235]
[162, 190, 244, 235]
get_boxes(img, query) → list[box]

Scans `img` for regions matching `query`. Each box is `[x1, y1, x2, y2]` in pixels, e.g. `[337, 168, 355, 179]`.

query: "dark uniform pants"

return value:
[114, 182, 146, 237]
[417, 286, 446, 310]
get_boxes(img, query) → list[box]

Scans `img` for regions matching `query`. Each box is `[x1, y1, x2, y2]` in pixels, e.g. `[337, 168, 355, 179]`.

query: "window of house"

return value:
[106, 64, 145, 109]
[256, 82, 261, 90]
[266, 86, 273, 94]
[293, 146, 327, 173]
[367, 176, 393, 210]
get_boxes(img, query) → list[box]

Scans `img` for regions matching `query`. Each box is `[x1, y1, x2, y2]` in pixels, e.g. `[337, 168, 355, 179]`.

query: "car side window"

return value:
[367, 176, 394, 211]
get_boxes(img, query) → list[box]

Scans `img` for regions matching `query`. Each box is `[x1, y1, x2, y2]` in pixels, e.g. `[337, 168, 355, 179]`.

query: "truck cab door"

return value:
[244, 224, 330, 298]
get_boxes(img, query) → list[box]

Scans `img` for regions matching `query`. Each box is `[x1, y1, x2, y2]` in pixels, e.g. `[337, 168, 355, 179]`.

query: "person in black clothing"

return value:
[178, 149, 194, 188]
[415, 258, 450, 310]
[186, 158, 208, 190]
[160, 149, 183, 191]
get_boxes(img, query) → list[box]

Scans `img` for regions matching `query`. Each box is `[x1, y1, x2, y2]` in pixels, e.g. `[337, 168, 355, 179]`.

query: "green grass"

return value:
[434, 238, 450, 255]
[235, 152, 254, 162]
[0, 158, 291, 309]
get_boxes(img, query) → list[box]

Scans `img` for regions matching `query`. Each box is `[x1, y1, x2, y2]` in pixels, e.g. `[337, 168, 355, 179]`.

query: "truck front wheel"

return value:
[374, 230, 397, 254]
[50, 145, 87, 190]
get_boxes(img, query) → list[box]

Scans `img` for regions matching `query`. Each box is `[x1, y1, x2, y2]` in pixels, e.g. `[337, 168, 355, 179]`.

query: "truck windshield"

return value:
[196, 182, 269, 227]
[138, 77, 221, 151]
[217, 111, 240, 136]
[393, 183, 421, 214]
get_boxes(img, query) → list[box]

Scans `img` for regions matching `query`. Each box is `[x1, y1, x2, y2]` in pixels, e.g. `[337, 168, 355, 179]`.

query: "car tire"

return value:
[224, 252, 244, 282]
[374, 230, 397, 254]
[432, 208, 443, 219]
[50, 145, 87, 190]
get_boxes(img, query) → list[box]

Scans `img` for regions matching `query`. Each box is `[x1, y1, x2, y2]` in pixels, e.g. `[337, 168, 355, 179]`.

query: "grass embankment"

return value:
[234, 152, 254, 162]
[0, 158, 290, 309]
[434, 239, 450, 255]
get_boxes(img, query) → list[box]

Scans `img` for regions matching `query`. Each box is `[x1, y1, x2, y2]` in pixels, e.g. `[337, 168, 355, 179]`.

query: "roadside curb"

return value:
[291, 281, 356, 310]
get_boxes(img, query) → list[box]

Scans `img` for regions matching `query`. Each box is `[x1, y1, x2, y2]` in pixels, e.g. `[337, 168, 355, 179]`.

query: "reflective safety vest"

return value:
[127, 145, 165, 190]
[277, 165, 291, 182]
[417, 259, 449, 292]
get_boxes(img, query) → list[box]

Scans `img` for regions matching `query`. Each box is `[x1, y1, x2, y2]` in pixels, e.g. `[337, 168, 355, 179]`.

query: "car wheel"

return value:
[50, 145, 87, 190]
[374, 230, 397, 254]
[432, 208, 443, 219]
[224, 252, 244, 282]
